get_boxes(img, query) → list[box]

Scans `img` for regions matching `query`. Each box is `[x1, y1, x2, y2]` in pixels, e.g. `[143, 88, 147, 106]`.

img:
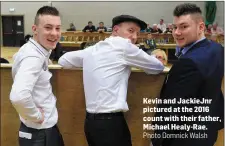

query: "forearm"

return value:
[58, 55, 75, 69]
[10, 91, 42, 122]
[125, 43, 164, 74]
[58, 50, 84, 69]
[140, 56, 165, 74]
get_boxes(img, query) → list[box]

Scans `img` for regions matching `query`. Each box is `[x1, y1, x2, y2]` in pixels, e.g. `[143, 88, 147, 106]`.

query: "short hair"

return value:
[173, 3, 202, 17]
[34, 6, 59, 25]
[88, 21, 93, 24]
[99, 22, 104, 24]
[173, 3, 204, 22]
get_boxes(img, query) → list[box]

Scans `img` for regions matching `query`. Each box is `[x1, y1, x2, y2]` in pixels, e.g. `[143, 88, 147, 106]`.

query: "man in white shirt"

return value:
[58, 15, 164, 146]
[157, 19, 167, 33]
[10, 6, 64, 146]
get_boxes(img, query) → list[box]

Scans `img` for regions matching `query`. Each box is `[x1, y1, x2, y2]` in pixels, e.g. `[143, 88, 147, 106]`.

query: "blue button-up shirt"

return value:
[175, 37, 206, 58]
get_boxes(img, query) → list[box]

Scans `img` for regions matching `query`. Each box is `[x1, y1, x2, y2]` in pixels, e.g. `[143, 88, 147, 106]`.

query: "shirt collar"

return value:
[175, 37, 206, 57]
[29, 38, 52, 58]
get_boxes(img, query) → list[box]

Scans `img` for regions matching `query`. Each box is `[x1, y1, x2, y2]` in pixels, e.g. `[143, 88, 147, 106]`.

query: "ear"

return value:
[199, 22, 205, 33]
[113, 25, 119, 33]
[32, 25, 38, 35]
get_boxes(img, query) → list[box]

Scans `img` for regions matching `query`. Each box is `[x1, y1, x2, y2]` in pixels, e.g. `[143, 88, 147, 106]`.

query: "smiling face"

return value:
[112, 22, 141, 44]
[172, 14, 205, 48]
[32, 15, 61, 51]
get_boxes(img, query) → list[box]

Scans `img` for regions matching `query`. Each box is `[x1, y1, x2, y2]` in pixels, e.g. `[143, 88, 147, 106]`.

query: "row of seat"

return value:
[61, 31, 224, 45]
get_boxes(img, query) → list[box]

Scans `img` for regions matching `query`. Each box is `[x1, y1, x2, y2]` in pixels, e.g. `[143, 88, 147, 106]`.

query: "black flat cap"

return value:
[112, 15, 147, 30]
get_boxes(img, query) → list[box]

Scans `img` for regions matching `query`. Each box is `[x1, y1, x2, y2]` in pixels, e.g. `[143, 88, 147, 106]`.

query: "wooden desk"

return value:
[59, 41, 177, 57]
[59, 42, 176, 49]
[156, 44, 177, 57]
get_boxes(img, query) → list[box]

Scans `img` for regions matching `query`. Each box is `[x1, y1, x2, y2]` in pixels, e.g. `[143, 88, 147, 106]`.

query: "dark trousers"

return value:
[19, 122, 64, 146]
[84, 112, 132, 146]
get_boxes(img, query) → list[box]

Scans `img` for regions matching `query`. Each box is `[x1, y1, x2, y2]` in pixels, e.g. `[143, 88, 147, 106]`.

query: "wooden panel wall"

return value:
[1, 68, 224, 146]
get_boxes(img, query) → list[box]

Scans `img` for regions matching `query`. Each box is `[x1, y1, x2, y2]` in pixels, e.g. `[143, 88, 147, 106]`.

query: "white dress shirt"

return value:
[157, 23, 167, 33]
[59, 36, 164, 113]
[10, 38, 58, 129]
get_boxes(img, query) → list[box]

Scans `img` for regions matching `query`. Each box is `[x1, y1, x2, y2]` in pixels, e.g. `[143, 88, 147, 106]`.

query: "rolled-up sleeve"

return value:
[10, 57, 43, 122]
[124, 42, 164, 74]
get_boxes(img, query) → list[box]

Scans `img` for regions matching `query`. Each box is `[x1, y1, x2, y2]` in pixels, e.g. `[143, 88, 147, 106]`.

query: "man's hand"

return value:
[37, 108, 44, 124]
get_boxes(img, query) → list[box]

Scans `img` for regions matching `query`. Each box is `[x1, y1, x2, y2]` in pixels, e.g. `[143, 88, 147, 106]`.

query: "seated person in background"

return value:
[211, 22, 224, 35]
[96, 22, 107, 33]
[0, 57, 9, 63]
[82, 21, 96, 32]
[67, 23, 76, 31]
[157, 19, 167, 33]
[25, 34, 32, 42]
[205, 24, 212, 34]
[151, 49, 168, 65]
[84, 41, 98, 49]
[80, 41, 98, 50]
[145, 23, 153, 33]
[152, 24, 162, 33]
[143, 33, 156, 54]
[50, 42, 63, 61]
[165, 23, 173, 33]
[20, 34, 32, 46]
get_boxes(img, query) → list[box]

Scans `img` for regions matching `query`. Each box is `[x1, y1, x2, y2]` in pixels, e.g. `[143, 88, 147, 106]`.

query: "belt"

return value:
[20, 122, 57, 131]
[86, 112, 124, 120]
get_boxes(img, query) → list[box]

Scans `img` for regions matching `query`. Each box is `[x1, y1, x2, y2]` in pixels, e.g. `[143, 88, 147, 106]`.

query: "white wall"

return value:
[215, 1, 224, 26]
[1, 1, 224, 35]
[53, 1, 207, 31]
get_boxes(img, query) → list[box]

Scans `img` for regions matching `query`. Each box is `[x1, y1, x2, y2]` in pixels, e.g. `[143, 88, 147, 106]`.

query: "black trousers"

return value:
[19, 122, 64, 146]
[84, 112, 132, 146]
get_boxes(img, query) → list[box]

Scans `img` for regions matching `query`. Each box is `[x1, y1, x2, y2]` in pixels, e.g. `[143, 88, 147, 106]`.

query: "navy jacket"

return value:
[152, 38, 224, 146]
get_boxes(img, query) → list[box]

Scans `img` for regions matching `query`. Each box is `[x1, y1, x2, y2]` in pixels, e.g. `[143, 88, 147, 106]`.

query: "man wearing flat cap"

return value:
[58, 15, 164, 146]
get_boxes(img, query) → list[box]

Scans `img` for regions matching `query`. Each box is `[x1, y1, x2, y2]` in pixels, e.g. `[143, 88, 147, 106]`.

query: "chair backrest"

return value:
[60, 32, 224, 45]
